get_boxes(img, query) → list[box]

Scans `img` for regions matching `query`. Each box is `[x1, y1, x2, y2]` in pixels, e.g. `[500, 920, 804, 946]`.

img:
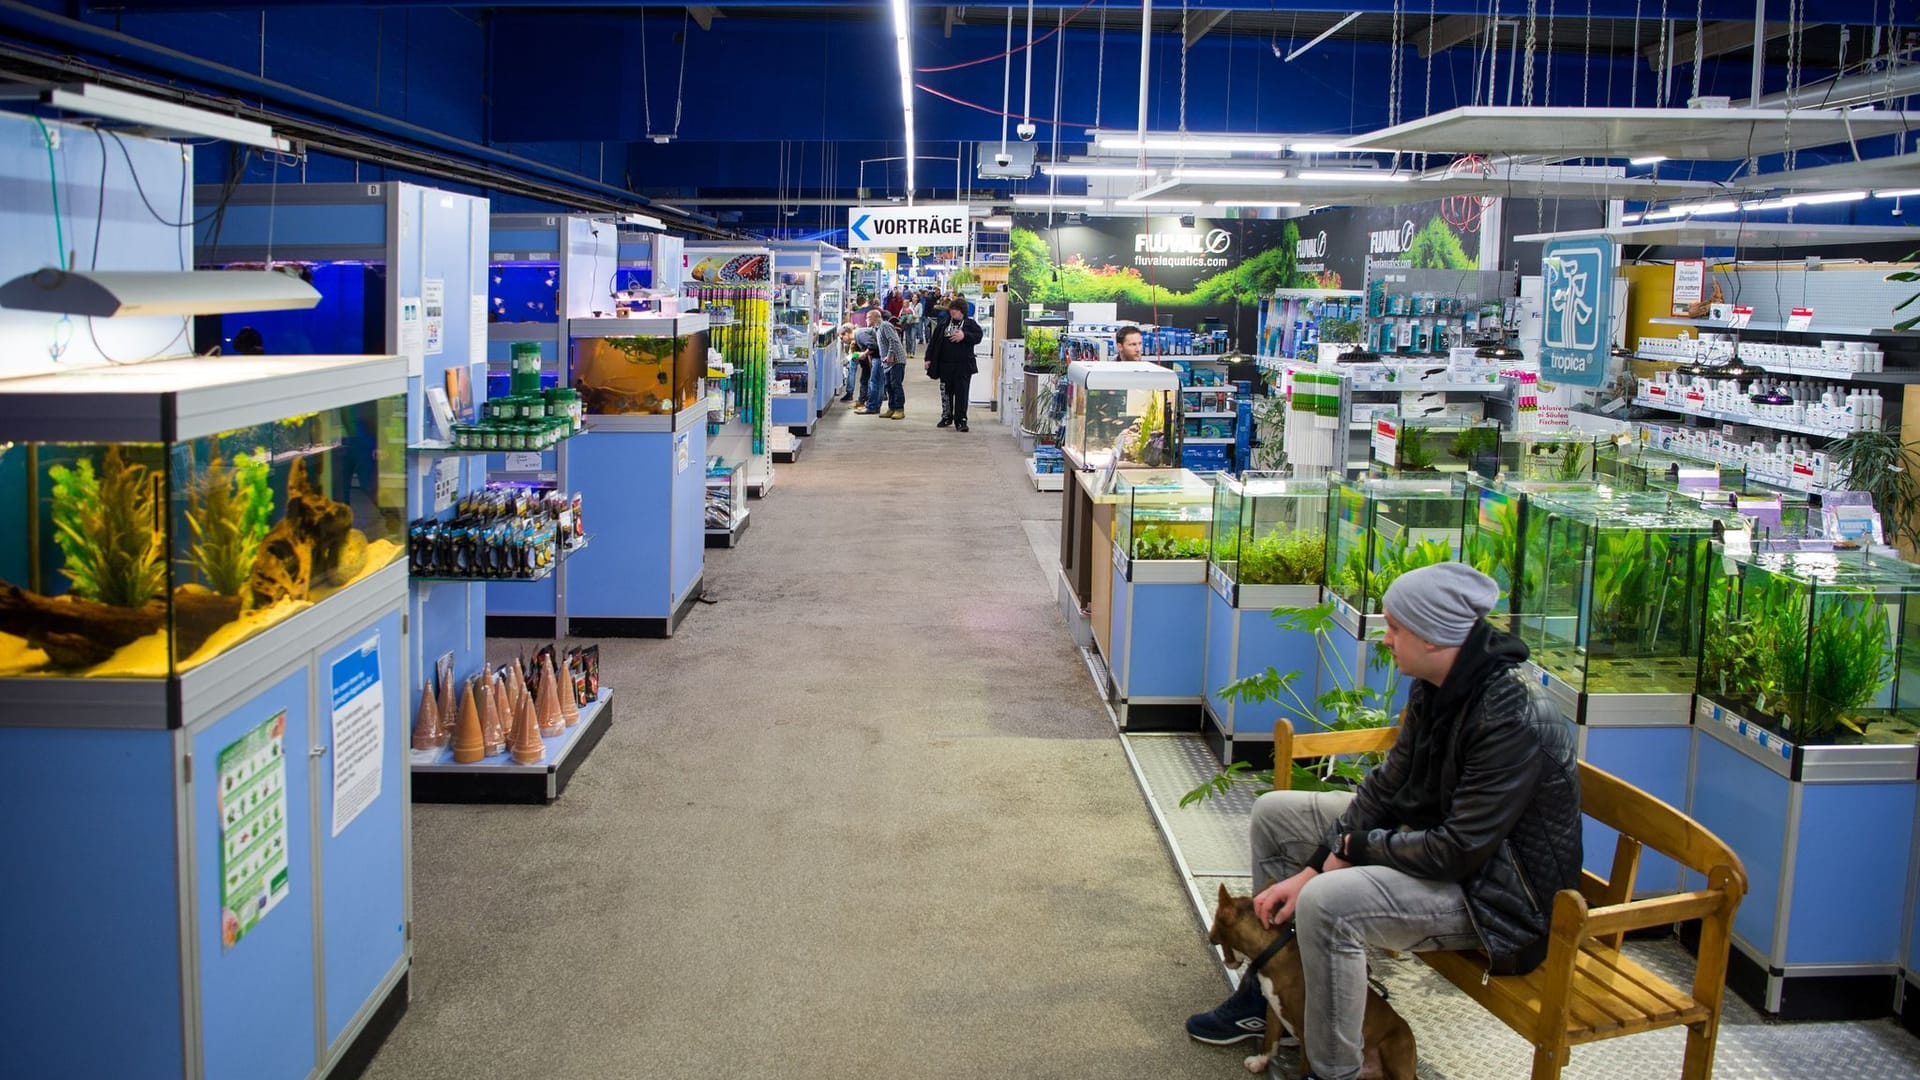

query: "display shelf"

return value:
[1184, 411, 1237, 418]
[1624, 352, 1920, 385]
[1028, 459, 1065, 492]
[704, 508, 751, 548]
[773, 436, 805, 464]
[1631, 396, 1856, 440]
[1650, 315, 1920, 337]
[1185, 437, 1234, 445]
[410, 689, 614, 805]
[1353, 380, 1503, 393]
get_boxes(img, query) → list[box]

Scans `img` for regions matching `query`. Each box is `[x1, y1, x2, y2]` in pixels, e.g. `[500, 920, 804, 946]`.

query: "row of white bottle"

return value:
[1638, 370, 1884, 432]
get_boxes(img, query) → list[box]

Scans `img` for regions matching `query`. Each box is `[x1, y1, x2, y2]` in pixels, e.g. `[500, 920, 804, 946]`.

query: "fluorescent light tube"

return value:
[1787, 190, 1868, 205]
[1122, 199, 1204, 209]
[1288, 142, 1354, 154]
[892, 0, 914, 193]
[1297, 170, 1411, 183]
[1039, 164, 1158, 177]
[1875, 188, 1920, 198]
[1011, 195, 1104, 207]
[1628, 155, 1668, 165]
[43, 83, 289, 152]
[1170, 168, 1289, 181]
[1095, 134, 1289, 152]
[981, 216, 1014, 228]
[0, 269, 320, 318]
[1215, 201, 1302, 208]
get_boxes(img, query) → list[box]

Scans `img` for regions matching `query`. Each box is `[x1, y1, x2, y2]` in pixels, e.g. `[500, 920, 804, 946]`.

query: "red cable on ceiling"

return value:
[915, 0, 1099, 73]
[916, 82, 1100, 129]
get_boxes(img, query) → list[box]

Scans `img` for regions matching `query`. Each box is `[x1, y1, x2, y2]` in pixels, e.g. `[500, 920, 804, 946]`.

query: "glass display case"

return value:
[1113, 469, 1214, 561]
[1596, 443, 1744, 493]
[570, 325, 709, 416]
[1461, 478, 1601, 627]
[1502, 432, 1602, 482]
[0, 356, 407, 680]
[1700, 547, 1920, 745]
[1063, 360, 1182, 470]
[491, 260, 562, 324]
[1372, 417, 1499, 477]
[1325, 477, 1468, 616]
[1208, 473, 1330, 587]
[1512, 489, 1720, 697]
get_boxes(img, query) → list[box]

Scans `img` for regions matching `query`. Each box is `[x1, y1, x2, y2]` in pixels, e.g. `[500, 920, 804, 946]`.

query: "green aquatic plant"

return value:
[186, 452, 275, 599]
[47, 447, 167, 608]
[1396, 428, 1437, 472]
[1132, 525, 1209, 560]
[1181, 603, 1403, 804]
[1448, 426, 1499, 463]
[1237, 528, 1328, 586]
[1810, 591, 1895, 739]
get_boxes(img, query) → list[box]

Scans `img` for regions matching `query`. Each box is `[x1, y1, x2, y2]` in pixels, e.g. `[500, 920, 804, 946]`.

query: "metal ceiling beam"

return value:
[686, 5, 721, 31]
[944, 5, 959, 37]
[1421, 14, 1485, 57]
[1644, 20, 1792, 71]
[1183, 9, 1229, 47]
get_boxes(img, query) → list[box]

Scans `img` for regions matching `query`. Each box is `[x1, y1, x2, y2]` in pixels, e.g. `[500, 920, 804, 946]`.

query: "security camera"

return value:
[994, 151, 1013, 167]
[1016, 122, 1037, 142]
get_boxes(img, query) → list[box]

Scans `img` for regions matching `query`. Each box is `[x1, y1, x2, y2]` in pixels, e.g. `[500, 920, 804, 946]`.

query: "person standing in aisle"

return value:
[1115, 323, 1146, 363]
[885, 289, 906, 319]
[926, 298, 983, 431]
[838, 323, 862, 403]
[861, 307, 908, 420]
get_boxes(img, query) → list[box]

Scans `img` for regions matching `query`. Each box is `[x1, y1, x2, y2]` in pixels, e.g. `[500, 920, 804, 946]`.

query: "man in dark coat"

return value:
[924, 299, 982, 431]
[1186, 563, 1582, 1080]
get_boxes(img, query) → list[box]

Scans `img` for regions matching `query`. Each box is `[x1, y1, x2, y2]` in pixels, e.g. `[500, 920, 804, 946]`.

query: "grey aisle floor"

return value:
[368, 373, 1250, 1080]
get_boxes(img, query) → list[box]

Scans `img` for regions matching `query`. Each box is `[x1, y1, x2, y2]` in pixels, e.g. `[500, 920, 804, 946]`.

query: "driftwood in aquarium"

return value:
[0, 583, 244, 668]
[248, 458, 356, 610]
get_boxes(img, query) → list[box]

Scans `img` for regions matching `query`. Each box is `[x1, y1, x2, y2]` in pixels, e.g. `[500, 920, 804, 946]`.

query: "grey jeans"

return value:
[1250, 790, 1480, 1080]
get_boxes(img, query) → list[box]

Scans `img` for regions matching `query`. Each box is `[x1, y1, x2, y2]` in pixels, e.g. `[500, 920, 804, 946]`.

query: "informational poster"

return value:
[1671, 259, 1706, 315]
[329, 635, 384, 838]
[398, 296, 424, 375]
[674, 430, 691, 473]
[219, 712, 290, 950]
[1370, 417, 1400, 465]
[470, 294, 489, 365]
[1540, 239, 1615, 389]
[431, 458, 459, 514]
[423, 278, 445, 356]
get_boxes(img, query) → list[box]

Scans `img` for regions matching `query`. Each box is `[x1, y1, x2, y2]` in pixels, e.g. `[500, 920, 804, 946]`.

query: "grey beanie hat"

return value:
[1381, 562, 1498, 646]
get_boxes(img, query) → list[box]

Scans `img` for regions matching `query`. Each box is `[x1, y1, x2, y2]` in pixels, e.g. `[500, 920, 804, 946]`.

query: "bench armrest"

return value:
[1580, 890, 1726, 941]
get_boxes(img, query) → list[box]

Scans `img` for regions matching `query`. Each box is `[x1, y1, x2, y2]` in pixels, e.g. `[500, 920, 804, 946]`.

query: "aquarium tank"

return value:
[203, 261, 386, 356]
[1372, 418, 1499, 478]
[490, 261, 562, 324]
[1208, 473, 1330, 587]
[1325, 477, 1468, 616]
[1700, 547, 1920, 745]
[571, 329, 709, 415]
[0, 398, 407, 679]
[1512, 489, 1720, 697]
[1114, 469, 1214, 561]
[1063, 361, 1181, 469]
[1502, 432, 1602, 483]
[1595, 443, 1744, 493]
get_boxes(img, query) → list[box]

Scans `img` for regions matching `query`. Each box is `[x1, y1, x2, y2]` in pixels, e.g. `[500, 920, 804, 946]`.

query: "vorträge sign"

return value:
[847, 204, 970, 249]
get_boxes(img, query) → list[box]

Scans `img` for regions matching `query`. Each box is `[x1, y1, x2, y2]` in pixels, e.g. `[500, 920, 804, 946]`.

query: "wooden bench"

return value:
[1272, 718, 1748, 1080]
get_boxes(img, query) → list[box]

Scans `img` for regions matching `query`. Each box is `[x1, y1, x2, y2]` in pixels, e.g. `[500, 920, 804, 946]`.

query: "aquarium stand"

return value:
[411, 689, 614, 805]
[569, 575, 704, 639]
[1107, 546, 1208, 734]
[705, 508, 751, 548]
[773, 435, 805, 463]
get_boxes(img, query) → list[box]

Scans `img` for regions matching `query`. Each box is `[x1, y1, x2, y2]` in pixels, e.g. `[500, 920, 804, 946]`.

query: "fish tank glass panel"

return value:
[0, 397, 407, 678]
[1064, 374, 1180, 468]
[1114, 469, 1214, 560]
[1595, 444, 1744, 493]
[1501, 432, 1601, 483]
[1326, 478, 1467, 615]
[1373, 418, 1499, 477]
[490, 262, 562, 324]
[1208, 473, 1330, 586]
[1701, 548, 1920, 745]
[206, 261, 386, 356]
[571, 329, 707, 415]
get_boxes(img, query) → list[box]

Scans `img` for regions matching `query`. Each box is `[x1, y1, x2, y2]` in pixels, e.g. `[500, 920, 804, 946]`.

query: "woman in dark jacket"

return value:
[924, 299, 982, 431]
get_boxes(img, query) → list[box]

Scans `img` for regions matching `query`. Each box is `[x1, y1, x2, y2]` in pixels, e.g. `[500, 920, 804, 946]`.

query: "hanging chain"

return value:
[639, 12, 653, 136]
[1424, 0, 1436, 118]
[1179, 0, 1190, 134]
[1522, 0, 1538, 106]
[1656, 0, 1669, 107]
[1784, 0, 1804, 171]
[1545, 0, 1557, 104]
[673, 9, 689, 137]
[1629, 0, 1641, 106]
[1689, 0, 1704, 104]
[1094, 1, 1107, 127]
[1388, 0, 1404, 126]
[1582, 0, 1593, 106]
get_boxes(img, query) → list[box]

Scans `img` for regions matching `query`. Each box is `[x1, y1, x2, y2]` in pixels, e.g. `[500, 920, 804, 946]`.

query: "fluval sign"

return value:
[1369, 220, 1418, 257]
[847, 204, 970, 249]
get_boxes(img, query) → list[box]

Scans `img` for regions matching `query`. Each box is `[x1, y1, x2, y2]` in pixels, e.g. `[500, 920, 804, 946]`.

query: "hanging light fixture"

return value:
[1475, 343, 1525, 360]
[1336, 350, 1383, 363]
[1715, 350, 1764, 379]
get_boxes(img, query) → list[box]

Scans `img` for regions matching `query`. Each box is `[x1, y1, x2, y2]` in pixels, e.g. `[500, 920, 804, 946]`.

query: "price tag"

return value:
[503, 452, 544, 472]
[1727, 306, 1754, 329]
[1786, 307, 1814, 331]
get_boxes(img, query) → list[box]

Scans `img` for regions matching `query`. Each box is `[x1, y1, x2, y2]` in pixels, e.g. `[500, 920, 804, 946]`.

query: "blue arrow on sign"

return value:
[850, 213, 871, 242]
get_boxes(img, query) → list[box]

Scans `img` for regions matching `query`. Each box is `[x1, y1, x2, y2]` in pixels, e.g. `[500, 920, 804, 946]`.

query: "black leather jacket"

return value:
[1324, 621, 1582, 975]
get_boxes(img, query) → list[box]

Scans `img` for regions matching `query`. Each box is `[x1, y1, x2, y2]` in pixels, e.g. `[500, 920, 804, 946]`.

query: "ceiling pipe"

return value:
[1136, 0, 1152, 175]
[1739, 57, 1920, 109]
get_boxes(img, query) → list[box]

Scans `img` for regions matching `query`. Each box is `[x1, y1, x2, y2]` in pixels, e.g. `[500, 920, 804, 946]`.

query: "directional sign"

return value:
[846, 204, 970, 249]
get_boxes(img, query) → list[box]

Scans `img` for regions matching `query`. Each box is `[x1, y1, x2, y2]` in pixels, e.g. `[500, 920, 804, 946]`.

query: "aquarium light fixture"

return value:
[892, 0, 915, 195]
[1289, 142, 1358, 154]
[1629, 155, 1669, 165]
[1474, 343, 1525, 360]
[1214, 200, 1303, 208]
[1093, 132, 1289, 154]
[1297, 170, 1412, 183]
[34, 83, 291, 152]
[1040, 164, 1158, 177]
[0, 268, 320, 318]
[620, 213, 667, 232]
[1170, 168, 1289, 181]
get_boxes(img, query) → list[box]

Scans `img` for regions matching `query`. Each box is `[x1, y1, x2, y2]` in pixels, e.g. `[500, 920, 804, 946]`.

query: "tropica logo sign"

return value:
[1296, 231, 1329, 260]
[1134, 228, 1233, 255]
[1369, 220, 1418, 256]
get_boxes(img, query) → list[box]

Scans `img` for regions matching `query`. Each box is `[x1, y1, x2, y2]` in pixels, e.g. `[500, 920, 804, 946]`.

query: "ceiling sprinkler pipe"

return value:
[1739, 56, 1920, 109]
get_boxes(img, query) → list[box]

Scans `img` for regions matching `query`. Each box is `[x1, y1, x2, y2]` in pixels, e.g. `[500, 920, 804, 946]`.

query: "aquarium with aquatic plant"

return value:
[571, 327, 708, 416]
[1373, 418, 1499, 477]
[1063, 361, 1181, 469]
[1503, 432, 1601, 483]
[0, 397, 407, 680]
[1325, 477, 1468, 616]
[1594, 442, 1745, 493]
[1208, 473, 1330, 587]
[1114, 469, 1214, 561]
[1699, 547, 1920, 746]
[1511, 489, 1719, 697]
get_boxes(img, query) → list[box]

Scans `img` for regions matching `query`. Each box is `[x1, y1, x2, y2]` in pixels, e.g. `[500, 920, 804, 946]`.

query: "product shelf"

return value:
[1649, 315, 1920, 337]
[1625, 353, 1920, 386]
[1631, 396, 1859, 440]
[410, 689, 615, 804]
[705, 508, 751, 548]
[1184, 410, 1237, 418]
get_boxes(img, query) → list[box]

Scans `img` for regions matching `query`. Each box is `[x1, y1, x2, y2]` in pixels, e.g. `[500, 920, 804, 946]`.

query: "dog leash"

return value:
[1244, 924, 1394, 1003]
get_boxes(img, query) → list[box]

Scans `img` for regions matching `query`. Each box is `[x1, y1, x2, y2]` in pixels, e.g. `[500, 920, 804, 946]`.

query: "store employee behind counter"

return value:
[1186, 563, 1583, 1080]
[924, 299, 982, 431]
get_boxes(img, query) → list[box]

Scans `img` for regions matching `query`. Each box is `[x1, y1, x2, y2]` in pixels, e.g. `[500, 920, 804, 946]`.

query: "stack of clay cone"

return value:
[412, 681, 448, 751]
[480, 673, 508, 757]
[536, 656, 565, 738]
[436, 674, 457, 743]
[559, 664, 581, 727]
[509, 681, 546, 765]
[452, 678, 485, 763]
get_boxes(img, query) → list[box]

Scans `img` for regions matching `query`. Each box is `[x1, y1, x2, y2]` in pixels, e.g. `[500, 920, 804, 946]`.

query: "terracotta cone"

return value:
[452, 679, 485, 763]
[536, 656, 565, 737]
[435, 672, 457, 742]
[481, 674, 507, 756]
[509, 685, 545, 764]
[559, 662, 582, 726]
[413, 681, 447, 751]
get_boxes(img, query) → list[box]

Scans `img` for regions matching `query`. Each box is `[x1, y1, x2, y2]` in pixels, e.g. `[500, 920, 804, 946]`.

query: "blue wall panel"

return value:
[193, 667, 318, 1080]
[672, 424, 707, 605]
[1124, 580, 1209, 699]
[1582, 726, 1689, 895]
[1235, 608, 1321, 736]
[0, 727, 185, 1078]
[1205, 589, 1235, 725]
[1690, 731, 1790, 956]
[1785, 781, 1916, 966]
[565, 430, 675, 619]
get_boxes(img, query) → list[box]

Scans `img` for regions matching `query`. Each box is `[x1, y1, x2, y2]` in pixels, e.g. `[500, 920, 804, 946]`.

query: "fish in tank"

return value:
[490, 262, 562, 324]
[0, 398, 407, 679]
[197, 261, 387, 356]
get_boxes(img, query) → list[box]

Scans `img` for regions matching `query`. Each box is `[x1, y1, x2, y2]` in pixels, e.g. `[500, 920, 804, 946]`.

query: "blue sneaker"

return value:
[1185, 973, 1266, 1045]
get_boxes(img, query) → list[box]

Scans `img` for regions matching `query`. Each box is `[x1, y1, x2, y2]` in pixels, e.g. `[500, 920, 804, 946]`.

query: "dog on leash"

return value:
[1207, 884, 1418, 1079]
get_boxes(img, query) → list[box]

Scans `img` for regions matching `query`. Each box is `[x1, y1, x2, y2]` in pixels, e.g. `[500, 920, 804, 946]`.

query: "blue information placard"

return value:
[1540, 239, 1615, 388]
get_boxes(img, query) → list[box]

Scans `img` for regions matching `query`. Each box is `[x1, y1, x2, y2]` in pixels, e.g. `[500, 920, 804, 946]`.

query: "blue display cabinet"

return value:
[1202, 473, 1329, 766]
[0, 356, 412, 1080]
[1689, 546, 1920, 1020]
[1107, 469, 1214, 731]
[1505, 485, 1721, 897]
[768, 241, 846, 443]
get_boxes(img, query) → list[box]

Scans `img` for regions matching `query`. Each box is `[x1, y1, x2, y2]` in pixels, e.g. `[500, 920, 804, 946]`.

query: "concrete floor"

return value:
[370, 375, 1247, 1079]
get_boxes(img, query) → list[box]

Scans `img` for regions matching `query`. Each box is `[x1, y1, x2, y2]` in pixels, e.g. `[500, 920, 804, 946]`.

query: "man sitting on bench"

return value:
[1187, 563, 1583, 1080]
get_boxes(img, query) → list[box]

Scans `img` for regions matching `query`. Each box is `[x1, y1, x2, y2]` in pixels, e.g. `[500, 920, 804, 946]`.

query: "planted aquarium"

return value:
[1114, 469, 1214, 561]
[1512, 490, 1719, 696]
[1700, 548, 1920, 745]
[1503, 432, 1601, 483]
[1208, 473, 1330, 587]
[1063, 360, 1181, 469]
[1373, 418, 1499, 477]
[0, 389, 406, 679]
[1595, 443, 1743, 493]
[571, 329, 708, 415]
[1325, 477, 1468, 615]
[1461, 479, 1602, 627]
